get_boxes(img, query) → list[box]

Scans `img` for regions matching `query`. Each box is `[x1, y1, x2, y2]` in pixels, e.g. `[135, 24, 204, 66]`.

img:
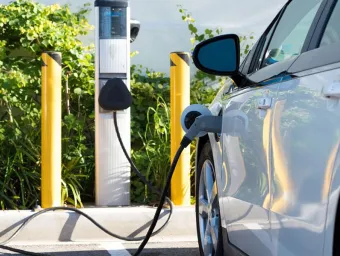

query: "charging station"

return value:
[94, 0, 137, 206]
[0, 8, 225, 251]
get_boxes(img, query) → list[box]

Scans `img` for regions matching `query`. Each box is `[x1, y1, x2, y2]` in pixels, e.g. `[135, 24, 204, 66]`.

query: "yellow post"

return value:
[41, 52, 62, 208]
[170, 52, 191, 206]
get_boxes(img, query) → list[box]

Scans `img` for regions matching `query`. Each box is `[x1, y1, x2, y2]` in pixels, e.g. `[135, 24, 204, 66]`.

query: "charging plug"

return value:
[181, 115, 222, 148]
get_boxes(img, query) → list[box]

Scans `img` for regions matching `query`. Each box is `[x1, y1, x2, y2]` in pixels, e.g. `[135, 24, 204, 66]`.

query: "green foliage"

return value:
[130, 65, 170, 150]
[129, 66, 171, 203]
[132, 95, 171, 203]
[0, 0, 95, 209]
[178, 5, 254, 56]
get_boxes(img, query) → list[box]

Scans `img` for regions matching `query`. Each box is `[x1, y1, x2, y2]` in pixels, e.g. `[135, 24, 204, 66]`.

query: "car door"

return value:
[220, 0, 326, 255]
[221, 84, 277, 256]
[220, 7, 285, 256]
[267, 1, 340, 255]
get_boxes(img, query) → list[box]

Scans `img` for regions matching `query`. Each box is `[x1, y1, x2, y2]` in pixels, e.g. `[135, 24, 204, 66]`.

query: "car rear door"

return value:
[269, 1, 340, 255]
[220, 0, 326, 255]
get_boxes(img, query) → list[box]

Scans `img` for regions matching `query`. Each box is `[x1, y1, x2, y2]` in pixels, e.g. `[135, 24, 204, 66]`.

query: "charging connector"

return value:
[181, 115, 222, 148]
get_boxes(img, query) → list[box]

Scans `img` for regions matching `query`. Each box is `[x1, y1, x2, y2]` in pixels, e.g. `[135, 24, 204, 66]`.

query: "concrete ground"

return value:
[0, 206, 195, 243]
[0, 206, 198, 256]
[0, 241, 199, 255]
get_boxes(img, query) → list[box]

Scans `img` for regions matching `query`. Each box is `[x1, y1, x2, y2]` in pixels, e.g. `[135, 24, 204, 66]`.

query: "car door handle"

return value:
[257, 97, 272, 110]
[323, 81, 340, 98]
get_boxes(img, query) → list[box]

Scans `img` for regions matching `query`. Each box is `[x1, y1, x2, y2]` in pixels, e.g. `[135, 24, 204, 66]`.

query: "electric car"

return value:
[192, 0, 340, 255]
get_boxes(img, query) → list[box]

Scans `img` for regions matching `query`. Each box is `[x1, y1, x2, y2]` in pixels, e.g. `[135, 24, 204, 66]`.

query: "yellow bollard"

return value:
[170, 52, 191, 206]
[41, 52, 62, 208]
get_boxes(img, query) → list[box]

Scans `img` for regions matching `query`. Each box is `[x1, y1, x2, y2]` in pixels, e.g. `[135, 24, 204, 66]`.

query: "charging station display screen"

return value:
[99, 7, 127, 39]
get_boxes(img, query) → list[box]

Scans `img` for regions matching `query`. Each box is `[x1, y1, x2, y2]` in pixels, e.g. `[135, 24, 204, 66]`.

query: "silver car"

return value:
[192, 0, 340, 255]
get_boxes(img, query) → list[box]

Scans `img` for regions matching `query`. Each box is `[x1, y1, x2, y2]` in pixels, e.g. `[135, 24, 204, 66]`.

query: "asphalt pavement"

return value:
[0, 241, 200, 256]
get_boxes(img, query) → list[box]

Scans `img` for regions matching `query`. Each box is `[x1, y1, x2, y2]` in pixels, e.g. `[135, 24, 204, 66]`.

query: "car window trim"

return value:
[241, 39, 259, 74]
[307, 0, 338, 50]
[246, 0, 327, 85]
[300, 0, 329, 52]
[288, 40, 340, 75]
[248, 35, 267, 74]
[239, 51, 250, 72]
[259, 0, 326, 69]
[248, 56, 298, 84]
[247, 4, 287, 74]
[236, 7, 289, 89]
[235, 0, 328, 89]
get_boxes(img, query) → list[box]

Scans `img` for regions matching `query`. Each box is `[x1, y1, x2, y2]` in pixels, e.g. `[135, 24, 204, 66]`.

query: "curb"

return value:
[0, 206, 197, 244]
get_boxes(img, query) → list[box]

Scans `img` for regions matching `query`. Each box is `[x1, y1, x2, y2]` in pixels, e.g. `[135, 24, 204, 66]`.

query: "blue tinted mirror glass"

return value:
[197, 38, 237, 73]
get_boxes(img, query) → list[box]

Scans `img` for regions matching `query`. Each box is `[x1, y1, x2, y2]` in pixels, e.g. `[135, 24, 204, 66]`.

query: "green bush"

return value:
[0, 0, 95, 209]
[0, 0, 254, 209]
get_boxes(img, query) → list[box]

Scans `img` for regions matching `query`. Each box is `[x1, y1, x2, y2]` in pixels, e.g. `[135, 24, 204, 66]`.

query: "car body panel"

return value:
[202, 66, 340, 256]
[206, 80, 234, 216]
[324, 168, 340, 256]
[269, 65, 340, 256]
[219, 83, 279, 256]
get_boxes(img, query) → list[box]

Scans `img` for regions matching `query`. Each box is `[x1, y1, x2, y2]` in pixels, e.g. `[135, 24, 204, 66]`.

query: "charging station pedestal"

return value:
[94, 0, 131, 206]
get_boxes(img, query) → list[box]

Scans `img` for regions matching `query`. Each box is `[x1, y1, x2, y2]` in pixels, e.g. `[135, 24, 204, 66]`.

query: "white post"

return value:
[94, 0, 131, 206]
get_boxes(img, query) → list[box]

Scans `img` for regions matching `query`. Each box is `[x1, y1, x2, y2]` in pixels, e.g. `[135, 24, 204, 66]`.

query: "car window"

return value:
[250, 21, 277, 73]
[261, 0, 322, 68]
[320, 0, 340, 47]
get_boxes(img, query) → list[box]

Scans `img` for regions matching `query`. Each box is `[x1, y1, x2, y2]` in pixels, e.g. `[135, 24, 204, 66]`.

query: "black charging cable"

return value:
[0, 112, 188, 256]
[113, 111, 175, 213]
[114, 111, 188, 255]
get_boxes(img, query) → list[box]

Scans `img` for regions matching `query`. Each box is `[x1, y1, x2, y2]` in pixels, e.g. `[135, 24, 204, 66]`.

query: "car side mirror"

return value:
[192, 34, 240, 76]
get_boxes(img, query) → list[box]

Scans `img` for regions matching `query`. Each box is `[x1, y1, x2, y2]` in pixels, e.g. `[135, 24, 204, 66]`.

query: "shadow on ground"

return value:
[0, 247, 200, 256]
